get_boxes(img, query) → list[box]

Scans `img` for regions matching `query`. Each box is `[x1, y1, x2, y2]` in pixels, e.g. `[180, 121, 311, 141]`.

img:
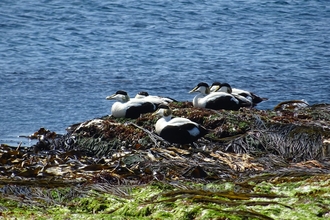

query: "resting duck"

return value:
[210, 82, 268, 105]
[106, 90, 157, 119]
[135, 91, 177, 105]
[213, 83, 253, 108]
[153, 105, 208, 144]
[189, 82, 242, 110]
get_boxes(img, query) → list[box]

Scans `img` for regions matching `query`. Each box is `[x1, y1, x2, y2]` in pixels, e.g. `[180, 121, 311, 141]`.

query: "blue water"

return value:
[1, 0, 330, 146]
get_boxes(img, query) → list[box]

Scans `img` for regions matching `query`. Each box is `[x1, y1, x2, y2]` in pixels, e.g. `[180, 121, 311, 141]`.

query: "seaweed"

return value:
[1, 102, 330, 218]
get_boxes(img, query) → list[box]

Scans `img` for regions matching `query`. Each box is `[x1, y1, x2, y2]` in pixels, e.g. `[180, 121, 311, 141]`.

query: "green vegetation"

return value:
[1, 174, 329, 219]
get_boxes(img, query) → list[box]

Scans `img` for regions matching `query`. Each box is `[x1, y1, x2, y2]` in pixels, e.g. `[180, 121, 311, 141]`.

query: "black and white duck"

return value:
[153, 105, 208, 144]
[135, 91, 177, 105]
[106, 90, 157, 119]
[189, 82, 242, 110]
[212, 82, 253, 108]
[210, 82, 268, 106]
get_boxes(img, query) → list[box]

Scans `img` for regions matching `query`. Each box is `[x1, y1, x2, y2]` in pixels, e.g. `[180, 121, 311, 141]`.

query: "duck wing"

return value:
[233, 89, 268, 104]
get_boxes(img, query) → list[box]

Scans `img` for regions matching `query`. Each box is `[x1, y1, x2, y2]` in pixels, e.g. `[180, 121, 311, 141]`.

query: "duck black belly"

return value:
[205, 96, 240, 111]
[124, 102, 156, 119]
[159, 123, 208, 144]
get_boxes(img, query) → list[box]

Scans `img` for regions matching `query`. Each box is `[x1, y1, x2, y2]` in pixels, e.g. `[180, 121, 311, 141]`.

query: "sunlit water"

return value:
[1, 0, 329, 146]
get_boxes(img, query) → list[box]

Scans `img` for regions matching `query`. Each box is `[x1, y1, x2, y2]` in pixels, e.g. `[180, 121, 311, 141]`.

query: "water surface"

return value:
[1, 0, 329, 145]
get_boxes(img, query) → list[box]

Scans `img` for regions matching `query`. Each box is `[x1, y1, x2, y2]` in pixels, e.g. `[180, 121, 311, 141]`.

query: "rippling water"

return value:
[1, 0, 330, 146]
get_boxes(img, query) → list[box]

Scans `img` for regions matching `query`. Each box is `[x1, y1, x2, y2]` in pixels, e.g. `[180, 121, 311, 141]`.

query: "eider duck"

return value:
[135, 91, 150, 99]
[210, 82, 268, 105]
[153, 105, 208, 144]
[210, 82, 222, 93]
[213, 83, 253, 108]
[189, 82, 242, 110]
[135, 91, 177, 105]
[106, 90, 157, 119]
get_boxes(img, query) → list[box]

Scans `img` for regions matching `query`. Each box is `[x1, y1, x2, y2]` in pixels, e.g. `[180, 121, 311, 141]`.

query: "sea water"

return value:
[1, 0, 329, 145]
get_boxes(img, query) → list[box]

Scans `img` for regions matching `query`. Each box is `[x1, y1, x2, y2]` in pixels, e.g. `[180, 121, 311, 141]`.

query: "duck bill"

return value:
[106, 94, 116, 100]
[188, 86, 198, 93]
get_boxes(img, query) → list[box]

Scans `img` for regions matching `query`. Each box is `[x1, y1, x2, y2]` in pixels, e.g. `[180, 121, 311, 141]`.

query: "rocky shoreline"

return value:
[1, 101, 330, 219]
